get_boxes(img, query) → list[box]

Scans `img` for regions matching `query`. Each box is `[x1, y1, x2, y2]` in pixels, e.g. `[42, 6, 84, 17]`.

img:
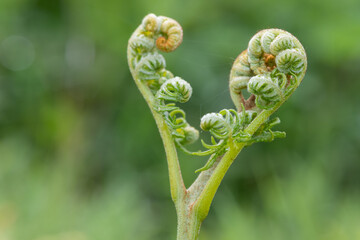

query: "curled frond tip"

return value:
[140, 14, 183, 53]
[156, 17, 183, 52]
[229, 28, 307, 111]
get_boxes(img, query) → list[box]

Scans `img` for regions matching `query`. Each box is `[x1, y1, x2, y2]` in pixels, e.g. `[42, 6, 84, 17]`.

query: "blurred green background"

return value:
[1, 0, 360, 239]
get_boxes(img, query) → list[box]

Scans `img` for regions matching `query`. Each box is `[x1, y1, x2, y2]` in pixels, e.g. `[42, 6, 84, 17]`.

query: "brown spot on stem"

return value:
[245, 94, 256, 110]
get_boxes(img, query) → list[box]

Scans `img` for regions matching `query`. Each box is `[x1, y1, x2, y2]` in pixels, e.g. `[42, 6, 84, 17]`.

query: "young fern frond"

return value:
[156, 17, 183, 52]
[128, 13, 199, 155]
[156, 77, 193, 103]
[230, 28, 307, 111]
[154, 77, 200, 148]
[128, 14, 307, 240]
[193, 107, 286, 172]
[238, 109, 258, 127]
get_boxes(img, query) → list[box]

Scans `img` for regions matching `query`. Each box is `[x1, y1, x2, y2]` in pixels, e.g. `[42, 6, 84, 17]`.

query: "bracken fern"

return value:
[128, 14, 307, 240]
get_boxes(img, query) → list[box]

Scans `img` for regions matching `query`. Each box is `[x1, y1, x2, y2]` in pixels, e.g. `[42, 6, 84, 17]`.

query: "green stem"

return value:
[191, 101, 284, 221]
[193, 141, 246, 221]
[176, 196, 202, 240]
[129, 28, 305, 240]
[129, 67, 186, 204]
[131, 64, 290, 238]
[154, 108, 186, 204]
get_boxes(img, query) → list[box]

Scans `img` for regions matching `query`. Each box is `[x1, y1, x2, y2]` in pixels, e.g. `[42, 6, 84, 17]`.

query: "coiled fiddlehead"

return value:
[247, 70, 287, 109]
[155, 77, 199, 147]
[128, 14, 199, 149]
[128, 14, 184, 92]
[129, 17, 306, 174]
[192, 107, 285, 172]
[193, 109, 240, 173]
[129, 15, 308, 240]
[156, 77, 192, 103]
[182, 29, 305, 173]
[156, 17, 183, 53]
[200, 111, 237, 140]
[230, 29, 307, 111]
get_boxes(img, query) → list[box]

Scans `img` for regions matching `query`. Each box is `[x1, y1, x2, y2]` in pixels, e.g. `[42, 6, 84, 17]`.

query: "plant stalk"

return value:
[176, 195, 203, 240]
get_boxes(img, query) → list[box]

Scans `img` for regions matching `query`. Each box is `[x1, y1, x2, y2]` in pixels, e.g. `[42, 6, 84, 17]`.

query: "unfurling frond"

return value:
[156, 77, 192, 103]
[229, 28, 307, 111]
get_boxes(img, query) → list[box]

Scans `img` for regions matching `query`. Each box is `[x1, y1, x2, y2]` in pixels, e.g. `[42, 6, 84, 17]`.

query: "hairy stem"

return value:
[130, 69, 186, 204]
[193, 141, 245, 221]
[176, 194, 202, 240]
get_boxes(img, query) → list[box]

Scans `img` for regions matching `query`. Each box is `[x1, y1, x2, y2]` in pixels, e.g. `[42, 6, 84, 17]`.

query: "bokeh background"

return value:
[1, 0, 360, 239]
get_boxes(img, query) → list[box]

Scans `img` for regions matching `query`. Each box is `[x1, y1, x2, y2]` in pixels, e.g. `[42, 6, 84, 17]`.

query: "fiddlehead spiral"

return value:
[156, 77, 192, 103]
[129, 16, 306, 177]
[134, 52, 170, 90]
[193, 108, 284, 173]
[178, 125, 199, 145]
[129, 16, 308, 240]
[247, 70, 287, 109]
[161, 108, 199, 146]
[200, 111, 235, 140]
[194, 110, 239, 173]
[128, 35, 155, 65]
[156, 17, 183, 52]
[194, 29, 305, 171]
[154, 77, 199, 148]
[142, 14, 158, 33]
[229, 29, 307, 111]
[128, 14, 184, 92]
[128, 14, 199, 149]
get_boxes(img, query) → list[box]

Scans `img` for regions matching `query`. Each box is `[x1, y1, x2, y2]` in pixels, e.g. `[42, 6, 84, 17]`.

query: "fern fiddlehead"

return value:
[156, 77, 192, 103]
[128, 15, 296, 173]
[128, 14, 199, 151]
[230, 29, 307, 111]
[155, 77, 200, 146]
[191, 106, 285, 172]
[128, 14, 183, 87]
[128, 14, 307, 240]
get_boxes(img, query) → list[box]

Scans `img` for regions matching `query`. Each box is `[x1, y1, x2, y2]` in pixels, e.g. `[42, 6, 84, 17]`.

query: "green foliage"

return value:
[128, 12, 307, 239]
